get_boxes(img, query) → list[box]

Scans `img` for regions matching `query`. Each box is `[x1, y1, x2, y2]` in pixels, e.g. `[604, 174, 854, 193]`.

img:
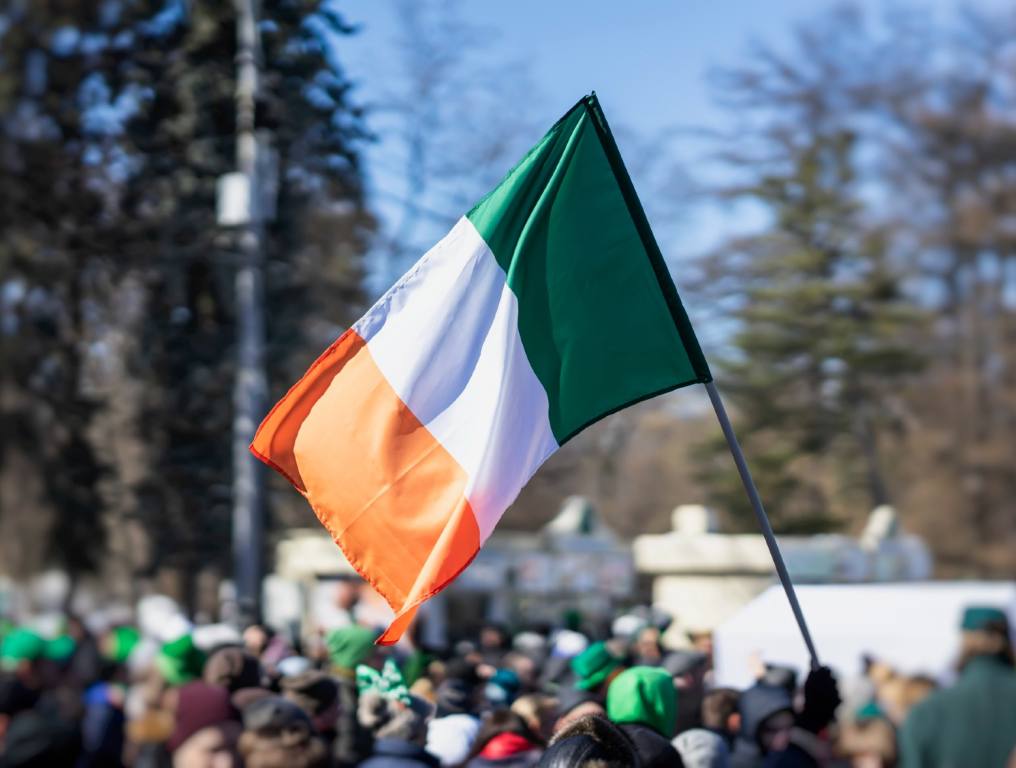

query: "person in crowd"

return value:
[836, 704, 897, 768]
[605, 666, 682, 768]
[164, 681, 241, 768]
[357, 686, 437, 768]
[203, 647, 262, 693]
[729, 683, 794, 768]
[512, 694, 559, 745]
[426, 672, 482, 767]
[537, 714, 640, 768]
[730, 665, 840, 768]
[552, 688, 605, 736]
[673, 728, 730, 768]
[326, 625, 378, 767]
[570, 642, 625, 698]
[701, 688, 740, 748]
[898, 605, 1016, 768]
[464, 710, 543, 768]
[281, 669, 340, 751]
[663, 650, 709, 734]
[238, 695, 328, 768]
[0, 707, 80, 768]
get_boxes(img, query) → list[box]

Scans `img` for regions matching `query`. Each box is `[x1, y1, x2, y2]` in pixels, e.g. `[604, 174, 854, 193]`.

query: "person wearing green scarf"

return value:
[156, 634, 206, 687]
[606, 666, 681, 768]
[325, 625, 377, 675]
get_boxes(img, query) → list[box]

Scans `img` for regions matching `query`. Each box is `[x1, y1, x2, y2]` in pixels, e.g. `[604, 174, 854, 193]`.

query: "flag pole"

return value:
[704, 381, 821, 669]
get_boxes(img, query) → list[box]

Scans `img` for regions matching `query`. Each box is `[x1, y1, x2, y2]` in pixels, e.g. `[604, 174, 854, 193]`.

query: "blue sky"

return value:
[338, 0, 1010, 300]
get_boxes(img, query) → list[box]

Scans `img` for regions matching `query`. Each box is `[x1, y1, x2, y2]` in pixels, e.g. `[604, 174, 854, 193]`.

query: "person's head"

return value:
[571, 642, 624, 694]
[605, 666, 678, 739]
[513, 693, 560, 743]
[737, 684, 793, 755]
[837, 716, 897, 768]
[633, 627, 663, 665]
[102, 625, 141, 666]
[358, 691, 433, 745]
[672, 728, 730, 768]
[239, 695, 324, 768]
[324, 625, 377, 674]
[166, 682, 241, 768]
[957, 605, 1014, 670]
[538, 714, 640, 768]
[484, 668, 521, 707]
[554, 688, 606, 736]
[204, 647, 262, 693]
[243, 625, 273, 659]
[701, 687, 740, 737]
[480, 624, 509, 653]
[280, 670, 339, 734]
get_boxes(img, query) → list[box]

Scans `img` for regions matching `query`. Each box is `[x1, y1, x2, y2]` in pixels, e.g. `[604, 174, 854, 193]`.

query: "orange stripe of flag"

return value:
[251, 330, 481, 645]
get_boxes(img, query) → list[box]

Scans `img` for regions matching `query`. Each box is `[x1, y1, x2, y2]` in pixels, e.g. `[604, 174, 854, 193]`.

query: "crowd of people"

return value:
[0, 594, 1014, 767]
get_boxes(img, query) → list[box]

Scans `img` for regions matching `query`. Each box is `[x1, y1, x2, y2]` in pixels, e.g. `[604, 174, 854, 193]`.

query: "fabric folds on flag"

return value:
[251, 95, 711, 644]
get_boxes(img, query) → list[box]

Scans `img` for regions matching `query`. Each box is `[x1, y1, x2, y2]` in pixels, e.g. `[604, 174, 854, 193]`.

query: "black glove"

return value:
[797, 665, 841, 733]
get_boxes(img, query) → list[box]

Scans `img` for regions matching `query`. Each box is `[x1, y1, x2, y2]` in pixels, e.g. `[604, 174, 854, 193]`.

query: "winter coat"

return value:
[359, 738, 442, 768]
[729, 685, 793, 768]
[465, 732, 542, 768]
[898, 655, 1016, 768]
[332, 673, 374, 768]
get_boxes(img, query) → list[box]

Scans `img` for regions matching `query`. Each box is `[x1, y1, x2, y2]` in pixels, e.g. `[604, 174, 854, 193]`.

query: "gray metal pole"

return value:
[704, 381, 821, 669]
[231, 0, 266, 627]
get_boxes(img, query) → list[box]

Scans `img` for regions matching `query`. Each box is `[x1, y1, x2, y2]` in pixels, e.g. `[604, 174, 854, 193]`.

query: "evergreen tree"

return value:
[699, 130, 923, 531]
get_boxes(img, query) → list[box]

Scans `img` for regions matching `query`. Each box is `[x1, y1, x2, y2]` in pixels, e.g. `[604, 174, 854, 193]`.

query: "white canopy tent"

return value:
[713, 581, 1016, 690]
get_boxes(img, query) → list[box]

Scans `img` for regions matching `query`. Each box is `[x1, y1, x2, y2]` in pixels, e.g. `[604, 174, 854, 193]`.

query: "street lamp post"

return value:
[227, 0, 266, 628]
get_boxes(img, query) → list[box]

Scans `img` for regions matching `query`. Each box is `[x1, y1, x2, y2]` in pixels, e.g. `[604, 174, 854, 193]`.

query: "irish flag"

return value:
[252, 95, 712, 644]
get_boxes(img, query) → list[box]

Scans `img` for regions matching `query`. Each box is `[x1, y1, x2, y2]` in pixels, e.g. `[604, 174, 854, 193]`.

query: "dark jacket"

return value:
[359, 738, 441, 768]
[332, 674, 373, 768]
[729, 684, 793, 768]
[899, 655, 1016, 768]
[618, 723, 683, 768]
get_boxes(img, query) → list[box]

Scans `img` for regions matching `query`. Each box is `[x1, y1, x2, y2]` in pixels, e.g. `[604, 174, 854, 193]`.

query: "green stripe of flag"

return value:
[467, 94, 711, 444]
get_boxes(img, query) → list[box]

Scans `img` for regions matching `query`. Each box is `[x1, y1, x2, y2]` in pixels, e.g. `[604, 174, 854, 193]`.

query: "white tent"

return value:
[713, 581, 1016, 690]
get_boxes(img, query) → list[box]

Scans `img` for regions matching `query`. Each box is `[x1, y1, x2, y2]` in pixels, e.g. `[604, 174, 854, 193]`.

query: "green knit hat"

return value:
[104, 626, 141, 664]
[606, 666, 678, 738]
[0, 629, 46, 670]
[571, 641, 623, 691]
[325, 625, 377, 672]
[156, 634, 206, 687]
[43, 634, 77, 662]
[961, 606, 1009, 632]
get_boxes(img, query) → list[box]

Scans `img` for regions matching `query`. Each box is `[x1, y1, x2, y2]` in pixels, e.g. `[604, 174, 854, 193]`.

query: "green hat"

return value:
[105, 626, 141, 664]
[156, 634, 206, 687]
[326, 625, 378, 672]
[571, 641, 622, 691]
[961, 606, 1009, 632]
[0, 629, 46, 670]
[43, 634, 77, 662]
[606, 666, 678, 738]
